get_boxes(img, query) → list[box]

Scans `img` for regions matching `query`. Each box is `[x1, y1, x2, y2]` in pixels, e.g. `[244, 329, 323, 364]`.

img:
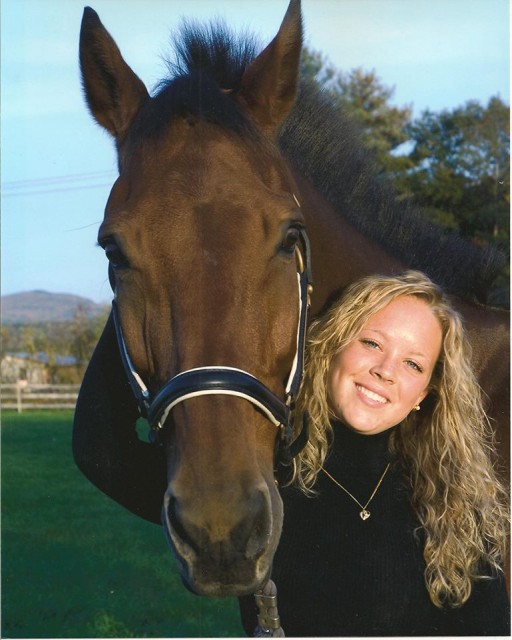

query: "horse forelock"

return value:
[126, 20, 262, 143]
[279, 81, 506, 303]
[165, 19, 260, 90]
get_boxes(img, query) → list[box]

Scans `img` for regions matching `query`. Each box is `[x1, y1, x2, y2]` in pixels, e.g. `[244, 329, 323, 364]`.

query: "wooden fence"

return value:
[1, 382, 80, 412]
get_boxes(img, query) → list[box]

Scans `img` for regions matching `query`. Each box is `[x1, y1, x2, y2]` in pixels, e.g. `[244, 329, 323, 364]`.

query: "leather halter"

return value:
[111, 226, 313, 465]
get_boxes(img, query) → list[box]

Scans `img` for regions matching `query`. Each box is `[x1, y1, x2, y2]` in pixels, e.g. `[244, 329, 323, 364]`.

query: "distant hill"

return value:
[1, 291, 110, 324]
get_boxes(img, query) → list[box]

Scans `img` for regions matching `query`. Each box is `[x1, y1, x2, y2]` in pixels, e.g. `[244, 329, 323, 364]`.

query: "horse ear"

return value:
[79, 7, 149, 140]
[238, 0, 302, 135]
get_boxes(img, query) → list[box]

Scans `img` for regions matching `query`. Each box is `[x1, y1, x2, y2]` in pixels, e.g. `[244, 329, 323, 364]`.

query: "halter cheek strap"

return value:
[112, 298, 151, 413]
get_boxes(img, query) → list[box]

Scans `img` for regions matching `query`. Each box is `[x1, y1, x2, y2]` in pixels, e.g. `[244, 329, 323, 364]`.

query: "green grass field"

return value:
[2, 411, 245, 638]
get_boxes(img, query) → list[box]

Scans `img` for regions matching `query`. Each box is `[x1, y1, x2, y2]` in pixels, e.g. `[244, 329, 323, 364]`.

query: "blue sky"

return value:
[2, 0, 509, 303]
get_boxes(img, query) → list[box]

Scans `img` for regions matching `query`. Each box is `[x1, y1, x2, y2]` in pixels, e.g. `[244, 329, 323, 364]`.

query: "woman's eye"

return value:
[361, 339, 379, 349]
[280, 227, 300, 254]
[406, 360, 423, 373]
[103, 241, 129, 269]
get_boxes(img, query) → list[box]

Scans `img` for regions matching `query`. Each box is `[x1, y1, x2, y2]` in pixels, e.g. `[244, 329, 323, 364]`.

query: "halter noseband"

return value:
[111, 226, 313, 465]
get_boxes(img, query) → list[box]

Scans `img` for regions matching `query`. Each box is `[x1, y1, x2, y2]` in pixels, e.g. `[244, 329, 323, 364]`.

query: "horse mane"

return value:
[151, 20, 504, 302]
[279, 83, 505, 302]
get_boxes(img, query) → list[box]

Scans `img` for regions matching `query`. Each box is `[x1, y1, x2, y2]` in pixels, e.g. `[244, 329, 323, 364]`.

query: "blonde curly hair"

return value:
[293, 270, 509, 608]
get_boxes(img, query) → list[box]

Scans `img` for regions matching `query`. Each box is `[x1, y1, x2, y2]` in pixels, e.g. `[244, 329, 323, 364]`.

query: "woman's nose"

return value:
[370, 357, 396, 383]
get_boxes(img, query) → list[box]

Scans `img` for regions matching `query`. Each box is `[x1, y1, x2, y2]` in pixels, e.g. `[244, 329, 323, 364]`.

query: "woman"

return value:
[240, 270, 509, 636]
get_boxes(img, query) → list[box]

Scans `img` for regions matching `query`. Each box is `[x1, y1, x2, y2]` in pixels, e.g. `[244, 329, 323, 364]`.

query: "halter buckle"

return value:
[255, 593, 281, 632]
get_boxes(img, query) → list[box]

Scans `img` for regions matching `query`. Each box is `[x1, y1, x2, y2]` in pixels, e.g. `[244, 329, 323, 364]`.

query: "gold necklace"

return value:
[321, 463, 391, 521]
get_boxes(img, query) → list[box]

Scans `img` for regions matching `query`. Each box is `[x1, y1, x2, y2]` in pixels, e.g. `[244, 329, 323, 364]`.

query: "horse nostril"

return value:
[166, 496, 203, 554]
[231, 489, 272, 559]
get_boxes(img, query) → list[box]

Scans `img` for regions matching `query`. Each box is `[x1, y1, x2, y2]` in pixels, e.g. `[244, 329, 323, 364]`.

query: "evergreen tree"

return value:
[300, 48, 412, 173]
[401, 97, 509, 246]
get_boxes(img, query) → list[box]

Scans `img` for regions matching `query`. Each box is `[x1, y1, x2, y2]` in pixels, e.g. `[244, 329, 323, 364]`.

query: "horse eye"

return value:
[280, 227, 300, 254]
[104, 241, 129, 269]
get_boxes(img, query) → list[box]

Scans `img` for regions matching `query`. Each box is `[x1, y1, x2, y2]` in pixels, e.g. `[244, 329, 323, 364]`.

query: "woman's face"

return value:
[327, 295, 443, 435]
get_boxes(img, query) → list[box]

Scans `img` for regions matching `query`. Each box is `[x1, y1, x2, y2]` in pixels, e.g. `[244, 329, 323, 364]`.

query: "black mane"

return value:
[149, 20, 504, 302]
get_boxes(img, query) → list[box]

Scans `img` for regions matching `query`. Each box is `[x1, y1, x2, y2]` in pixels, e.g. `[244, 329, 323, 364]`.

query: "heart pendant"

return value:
[360, 509, 371, 520]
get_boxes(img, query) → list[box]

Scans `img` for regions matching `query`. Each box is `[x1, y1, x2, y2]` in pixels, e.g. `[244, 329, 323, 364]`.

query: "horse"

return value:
[76, 0, 509, 602]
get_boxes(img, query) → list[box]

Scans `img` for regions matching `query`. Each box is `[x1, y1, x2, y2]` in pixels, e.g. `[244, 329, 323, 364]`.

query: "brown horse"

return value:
[77, 0, 509, 598]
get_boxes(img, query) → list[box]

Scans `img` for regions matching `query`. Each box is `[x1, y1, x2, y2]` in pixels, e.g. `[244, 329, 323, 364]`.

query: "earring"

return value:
[414, 404, 421, 411]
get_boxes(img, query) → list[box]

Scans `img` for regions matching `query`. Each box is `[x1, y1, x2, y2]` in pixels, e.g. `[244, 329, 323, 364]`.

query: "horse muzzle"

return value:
[161, 476, 282, 596]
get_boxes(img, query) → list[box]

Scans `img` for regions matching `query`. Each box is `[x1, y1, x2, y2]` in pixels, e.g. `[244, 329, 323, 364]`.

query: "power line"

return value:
[3, 170, 116, 189]
[2, 170, 117, 198]
[3, 183, 114, 198]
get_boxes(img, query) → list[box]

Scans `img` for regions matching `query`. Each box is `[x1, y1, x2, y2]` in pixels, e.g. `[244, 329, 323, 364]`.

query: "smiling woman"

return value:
[327, 295, 442, 435]
[238, 270, 510, 636]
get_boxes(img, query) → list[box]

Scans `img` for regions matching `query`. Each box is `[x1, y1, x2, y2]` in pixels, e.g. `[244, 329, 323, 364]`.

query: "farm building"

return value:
[1, 352, 79, 384]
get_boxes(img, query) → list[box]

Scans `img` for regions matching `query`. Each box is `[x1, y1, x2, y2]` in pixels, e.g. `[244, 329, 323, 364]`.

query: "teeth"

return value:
[356, 384, 387, 404]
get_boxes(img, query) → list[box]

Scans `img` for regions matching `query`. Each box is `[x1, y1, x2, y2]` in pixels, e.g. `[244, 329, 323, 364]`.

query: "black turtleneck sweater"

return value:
[239, 423, 510, 636]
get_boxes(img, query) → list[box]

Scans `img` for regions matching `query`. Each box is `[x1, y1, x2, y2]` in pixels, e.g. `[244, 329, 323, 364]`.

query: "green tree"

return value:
[1, 326, 14, 359]
[300, 48, 412, 173]
[20, 326, 38, 355]
[400, 97, 509, 245]
[69, 306, 109, 372]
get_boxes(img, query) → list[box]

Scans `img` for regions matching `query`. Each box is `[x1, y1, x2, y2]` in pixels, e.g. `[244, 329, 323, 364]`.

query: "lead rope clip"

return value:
[253, 579, 285, 637]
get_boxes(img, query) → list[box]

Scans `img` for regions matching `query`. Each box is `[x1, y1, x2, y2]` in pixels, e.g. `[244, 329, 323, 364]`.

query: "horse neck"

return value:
[292, 162, 509, 375]
[289, 165, 405, 316]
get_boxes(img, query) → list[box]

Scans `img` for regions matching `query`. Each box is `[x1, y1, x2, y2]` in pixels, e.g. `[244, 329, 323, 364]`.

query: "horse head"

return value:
[79, 0, 307, 596]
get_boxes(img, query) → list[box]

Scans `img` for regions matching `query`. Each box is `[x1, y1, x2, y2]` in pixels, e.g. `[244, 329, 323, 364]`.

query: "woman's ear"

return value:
[416, 388, 430, 407]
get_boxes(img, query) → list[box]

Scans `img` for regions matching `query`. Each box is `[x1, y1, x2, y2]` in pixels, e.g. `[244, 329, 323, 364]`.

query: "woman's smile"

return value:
[354, 383, 388, 405]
